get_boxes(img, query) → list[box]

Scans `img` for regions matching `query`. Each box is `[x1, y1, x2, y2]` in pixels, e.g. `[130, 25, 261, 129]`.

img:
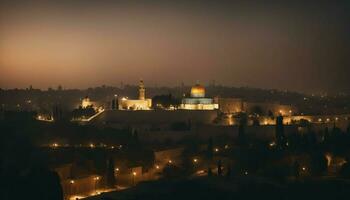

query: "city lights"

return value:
[2, 1, 349, 200]
[52, 143, 59, 148]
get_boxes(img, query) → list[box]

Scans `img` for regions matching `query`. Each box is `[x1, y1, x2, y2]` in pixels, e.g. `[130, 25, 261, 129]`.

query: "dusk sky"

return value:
[0, 1, 349, 93]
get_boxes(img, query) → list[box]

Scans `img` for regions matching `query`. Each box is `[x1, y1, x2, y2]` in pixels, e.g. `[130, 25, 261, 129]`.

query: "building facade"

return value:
[118, 80, 152, 110]
[180, 83, 219, 110]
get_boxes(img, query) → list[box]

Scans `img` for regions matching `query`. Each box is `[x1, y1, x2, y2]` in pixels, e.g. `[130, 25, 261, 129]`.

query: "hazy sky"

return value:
[0, 1, 349, 93]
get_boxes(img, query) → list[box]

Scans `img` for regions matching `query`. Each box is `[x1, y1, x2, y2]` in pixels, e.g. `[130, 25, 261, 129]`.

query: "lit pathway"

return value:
[74, 109, 105, 122]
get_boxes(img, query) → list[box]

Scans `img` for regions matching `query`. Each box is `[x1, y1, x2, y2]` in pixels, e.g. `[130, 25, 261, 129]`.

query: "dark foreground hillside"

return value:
[85, 176, 350, 200]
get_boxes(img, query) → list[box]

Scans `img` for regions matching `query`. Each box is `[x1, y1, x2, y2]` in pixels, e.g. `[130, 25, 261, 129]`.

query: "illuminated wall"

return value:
[81, 97, 94, 108]
[118, 98, 152, 110]
[180, 103, 219, 110]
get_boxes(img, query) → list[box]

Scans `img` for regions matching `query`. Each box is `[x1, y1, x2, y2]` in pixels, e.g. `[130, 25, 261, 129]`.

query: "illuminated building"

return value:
[180, 83, 218, 110]
[81, 96, 93, 108]
[118, 80, 152, 110]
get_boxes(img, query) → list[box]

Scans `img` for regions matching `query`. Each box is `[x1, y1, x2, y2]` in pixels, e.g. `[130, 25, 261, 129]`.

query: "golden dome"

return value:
[190, 84, 205, 98]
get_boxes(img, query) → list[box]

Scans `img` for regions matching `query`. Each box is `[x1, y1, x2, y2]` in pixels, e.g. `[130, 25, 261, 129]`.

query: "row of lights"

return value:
[317, 117, 345, 123]
[70, 176, 100, 184]
[49, 143, 122, 149]
[114, 167, 138, 176]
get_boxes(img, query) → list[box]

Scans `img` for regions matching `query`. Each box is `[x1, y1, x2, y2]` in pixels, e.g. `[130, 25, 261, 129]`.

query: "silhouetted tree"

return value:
[106, 157, 116, 188]
[226, 164, 231, 179]
[340, 158, 350, 178]
[133, 130, 139, 143]
[152, 94, 180, 109]
[275, 115, 285, 149]
[25, 168, 63, 200]
[323, 127, 330, 143]
[238, 114, 247, 146]
[250, 105, 264, 116]
[268, 110, 274, 119]
[307, 130, 317, 148]
[217, 160, 222, 176]
[292, 160, 300, 178]
[208, 167, 212, 177]
[206, 137, 213, 160]
[162, 164, 183, 179]
[310, 152, 328, 176]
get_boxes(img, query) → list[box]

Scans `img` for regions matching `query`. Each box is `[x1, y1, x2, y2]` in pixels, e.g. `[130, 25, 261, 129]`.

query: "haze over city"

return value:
[0, 1, 349, 93]
[1, 2, 350, 200]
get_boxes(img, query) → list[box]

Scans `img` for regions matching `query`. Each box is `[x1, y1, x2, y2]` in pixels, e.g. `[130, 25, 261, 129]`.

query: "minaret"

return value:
[139, 79, 145, 100]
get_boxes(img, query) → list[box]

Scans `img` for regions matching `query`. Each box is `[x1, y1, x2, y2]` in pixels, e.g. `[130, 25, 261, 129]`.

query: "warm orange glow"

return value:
[190, 84, 205, 97]
[325, 153, 332, 167]
[52, 143, 59, 148]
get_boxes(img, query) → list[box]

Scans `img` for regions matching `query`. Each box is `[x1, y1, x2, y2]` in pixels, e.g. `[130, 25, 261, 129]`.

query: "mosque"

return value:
[118, 80, 152, 110]
[180, 83, 219, 110]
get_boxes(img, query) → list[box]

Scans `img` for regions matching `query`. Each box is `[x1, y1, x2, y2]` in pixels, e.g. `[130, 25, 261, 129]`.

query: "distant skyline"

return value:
[0, 1, 349, 93]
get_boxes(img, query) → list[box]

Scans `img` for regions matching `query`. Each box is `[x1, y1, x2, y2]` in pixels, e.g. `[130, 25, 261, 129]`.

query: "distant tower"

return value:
[111, 95, 118, 110]
[139, 80, 145, 100]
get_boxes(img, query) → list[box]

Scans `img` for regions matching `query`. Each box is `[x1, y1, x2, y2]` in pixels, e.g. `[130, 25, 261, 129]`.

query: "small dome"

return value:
[190, 84, 205, 98]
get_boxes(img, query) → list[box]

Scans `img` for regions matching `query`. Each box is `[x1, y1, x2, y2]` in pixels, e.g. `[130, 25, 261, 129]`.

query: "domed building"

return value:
[190, 84, 206, 98]
[180, 83, 219, 110]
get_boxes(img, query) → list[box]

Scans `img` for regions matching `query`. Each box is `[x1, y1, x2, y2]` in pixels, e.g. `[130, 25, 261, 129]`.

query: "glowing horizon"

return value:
[0, 1, 349, 93]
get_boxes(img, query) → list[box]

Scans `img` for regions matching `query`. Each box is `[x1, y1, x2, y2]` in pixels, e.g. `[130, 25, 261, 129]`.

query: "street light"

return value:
[70, 180, 75, 197]
[94, 177, 100, 194]
[132, 172, 137, 186]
